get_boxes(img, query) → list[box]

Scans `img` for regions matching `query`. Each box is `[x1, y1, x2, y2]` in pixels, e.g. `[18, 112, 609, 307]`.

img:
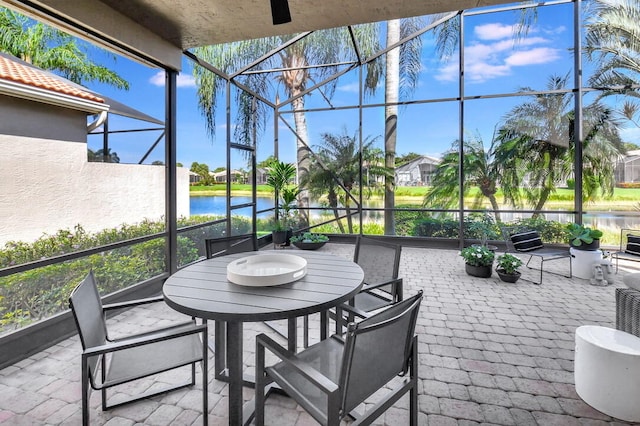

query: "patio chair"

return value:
[334, 236, 403, 333]
[205, 232, 258, 258]
[611, 229, 640, 272]
[502, 226, 572, 285]
[69, 271, 208, 426]
[255, 290, 423, 426]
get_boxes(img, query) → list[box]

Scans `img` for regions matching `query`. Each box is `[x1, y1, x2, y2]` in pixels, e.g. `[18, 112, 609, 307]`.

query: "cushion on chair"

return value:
[510, 231, 544, 252]
[625, 235, 640, 256]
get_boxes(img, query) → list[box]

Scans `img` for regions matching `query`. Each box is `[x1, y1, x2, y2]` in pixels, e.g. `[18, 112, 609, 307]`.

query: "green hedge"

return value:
[0, 216, 254, 334]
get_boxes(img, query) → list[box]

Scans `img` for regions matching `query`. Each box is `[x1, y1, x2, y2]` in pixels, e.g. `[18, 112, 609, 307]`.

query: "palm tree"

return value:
[383, 18, 424, 236]
[302, 129, 390, 234]
[494, 74, 625, 215]
[585, 0, 640, 90]
[585, 0, 640, 128]
[0, 8, 128, 89]
[423, 133, 503, 220]
[192, 27, 381, 219]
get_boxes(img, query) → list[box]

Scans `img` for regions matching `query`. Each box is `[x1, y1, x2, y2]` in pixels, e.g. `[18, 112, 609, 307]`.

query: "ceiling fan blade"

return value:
[270, 0, 291, 25]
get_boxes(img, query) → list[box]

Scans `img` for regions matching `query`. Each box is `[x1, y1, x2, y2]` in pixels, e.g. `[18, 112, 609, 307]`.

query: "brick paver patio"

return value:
[0, 243, 637, 425]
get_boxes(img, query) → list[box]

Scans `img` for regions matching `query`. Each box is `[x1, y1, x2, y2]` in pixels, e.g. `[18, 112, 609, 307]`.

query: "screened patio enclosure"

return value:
[1, 0, 639, 368]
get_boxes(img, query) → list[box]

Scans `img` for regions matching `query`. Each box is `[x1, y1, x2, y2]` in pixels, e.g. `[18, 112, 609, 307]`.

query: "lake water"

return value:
[189, 195, 640, 230]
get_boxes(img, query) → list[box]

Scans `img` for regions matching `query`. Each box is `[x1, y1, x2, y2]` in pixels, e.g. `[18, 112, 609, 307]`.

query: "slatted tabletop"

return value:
[163, 250, 364, 322]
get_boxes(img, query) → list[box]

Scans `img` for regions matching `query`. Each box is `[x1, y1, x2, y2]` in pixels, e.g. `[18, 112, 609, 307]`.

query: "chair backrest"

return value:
[353, 236, 402, 292]
[69, 271, 108, 374]
[338, 290, 422, 414]
[205, 233, 258, 258]
[501, 226, 544, 253]
[620, 228, 640, 254]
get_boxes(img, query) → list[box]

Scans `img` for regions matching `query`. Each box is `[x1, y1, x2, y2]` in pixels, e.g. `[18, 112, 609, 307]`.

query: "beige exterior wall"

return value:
[0, 134, 190, 246]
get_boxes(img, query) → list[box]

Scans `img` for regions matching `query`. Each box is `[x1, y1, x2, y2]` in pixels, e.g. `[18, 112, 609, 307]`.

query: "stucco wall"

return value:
[0, 95, 87, 142]
[0, 134, 190, 246]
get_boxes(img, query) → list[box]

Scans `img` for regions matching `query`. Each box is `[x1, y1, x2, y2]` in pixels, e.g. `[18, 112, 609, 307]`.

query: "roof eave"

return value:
[0, 79, 109, 114]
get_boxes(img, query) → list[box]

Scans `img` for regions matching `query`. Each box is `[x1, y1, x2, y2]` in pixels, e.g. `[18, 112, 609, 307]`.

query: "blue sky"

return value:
[84, 2, 639, 169]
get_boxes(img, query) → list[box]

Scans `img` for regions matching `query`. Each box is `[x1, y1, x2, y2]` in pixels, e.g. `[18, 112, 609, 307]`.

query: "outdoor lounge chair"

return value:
[255, 290, 423, 426]
[69, 271, 208, 426]
[502, 226, 572, 285]
[611, 228, 640, 272]
[334, 236, 404, 333]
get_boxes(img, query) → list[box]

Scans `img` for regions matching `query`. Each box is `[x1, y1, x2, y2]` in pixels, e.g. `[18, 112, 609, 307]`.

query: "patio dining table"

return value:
[162, 249, 364, 426]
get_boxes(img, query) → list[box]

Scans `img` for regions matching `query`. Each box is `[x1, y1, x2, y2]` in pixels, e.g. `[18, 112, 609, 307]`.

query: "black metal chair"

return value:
[205, 233, 258, 258]
[612, 228, 640, 272]
[69, 271, 208, 426]
[334, 236, 403, 333]
[502, 226, 572, 285]
[255, 290, 423, 426]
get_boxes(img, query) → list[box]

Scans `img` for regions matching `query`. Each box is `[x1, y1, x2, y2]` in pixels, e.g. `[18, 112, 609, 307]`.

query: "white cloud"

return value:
[474, 23, 518, 40]
[149, 71, 196, 88]
[505, 47, 561, 66]
[435, 23, 563, 84]
[177, 73, 196, 87]
[337, 82, 361, 93]
[434, 61, 459, 82]
[149, 71, 164, 86]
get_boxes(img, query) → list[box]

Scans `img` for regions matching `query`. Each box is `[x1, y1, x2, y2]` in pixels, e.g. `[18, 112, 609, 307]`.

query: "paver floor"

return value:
[0, 243, 637, 425]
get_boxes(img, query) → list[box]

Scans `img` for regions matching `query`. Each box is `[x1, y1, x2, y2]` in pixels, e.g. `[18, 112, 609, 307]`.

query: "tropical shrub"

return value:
[413, 217, 459, 238]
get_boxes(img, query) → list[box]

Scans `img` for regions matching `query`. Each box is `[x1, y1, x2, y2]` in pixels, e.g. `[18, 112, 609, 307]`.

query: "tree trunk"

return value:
[384, 19, 400, 236]
[291, 95, 311, 225]
[532, 188, 551, 218]
[488, 195, 502, 222]
[328, 190, 345, 233]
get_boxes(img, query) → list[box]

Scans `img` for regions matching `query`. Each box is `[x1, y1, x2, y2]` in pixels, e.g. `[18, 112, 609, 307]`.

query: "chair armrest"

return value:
[83, 322, 207, 358]
[256, 333, 339, 393]
[103, 295, 164, 311]
[362, 277, 402, 292]
[362, 277, 403, 302]
[336, 303, 370, 320]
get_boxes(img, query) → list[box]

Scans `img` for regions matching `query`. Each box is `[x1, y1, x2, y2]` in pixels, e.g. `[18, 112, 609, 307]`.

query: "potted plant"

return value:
[467, 212, 499, 250]
[566, 223, 603, 251]
[266, 160, 301, 246]
[290, 232, 329, 250]
[460, 245, 495, 278]
[495, 253, 523, 283]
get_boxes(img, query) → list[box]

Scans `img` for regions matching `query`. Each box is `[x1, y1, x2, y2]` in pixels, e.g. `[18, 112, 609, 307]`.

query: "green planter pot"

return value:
[465, 263, 492, 278]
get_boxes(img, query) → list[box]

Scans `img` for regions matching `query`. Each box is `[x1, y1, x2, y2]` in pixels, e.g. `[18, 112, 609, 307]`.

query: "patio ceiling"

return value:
[95, 0, 516, 48]
[4, 0, 515, 69]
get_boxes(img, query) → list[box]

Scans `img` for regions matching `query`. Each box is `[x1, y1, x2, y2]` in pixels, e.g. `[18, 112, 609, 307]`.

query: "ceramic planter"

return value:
[272, 229, 290, 246]
[292, 241, 327, 250]
[465, 263, 492, 278]
[496, 269, 521, 283]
